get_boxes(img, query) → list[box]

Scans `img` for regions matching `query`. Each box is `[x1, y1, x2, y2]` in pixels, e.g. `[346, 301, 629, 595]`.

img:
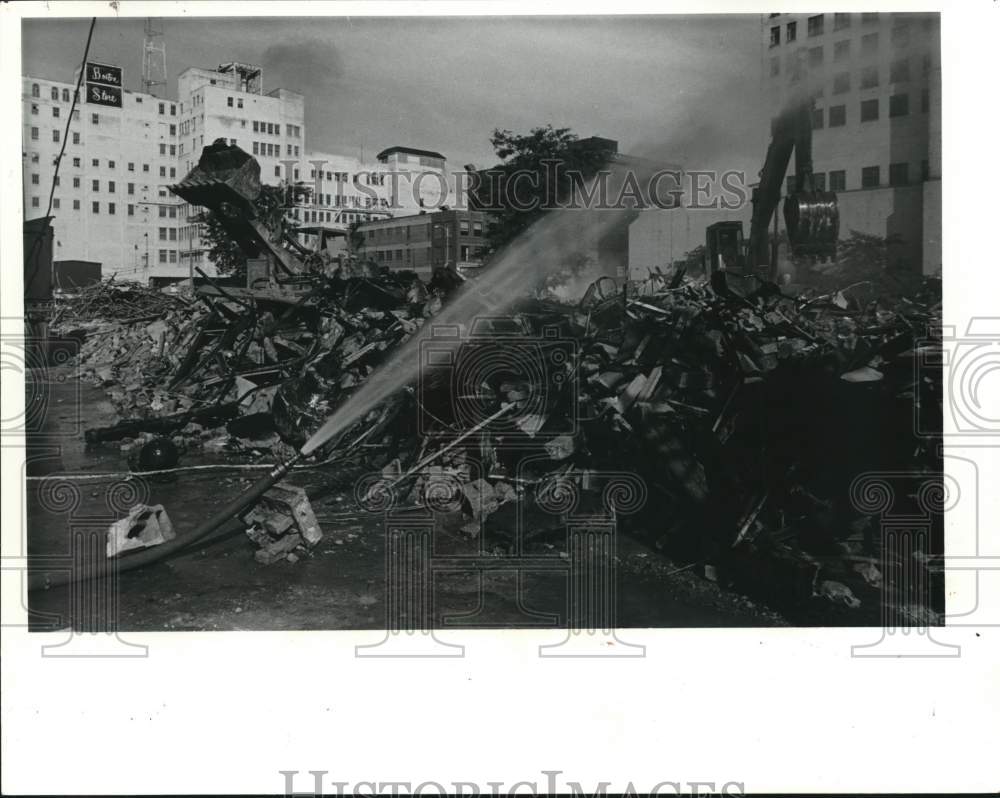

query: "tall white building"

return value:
[23, 60, 458, 283]
[22, 74, 182, 282]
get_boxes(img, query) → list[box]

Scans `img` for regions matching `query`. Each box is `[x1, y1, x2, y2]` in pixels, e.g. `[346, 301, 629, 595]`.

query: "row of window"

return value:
[29, 104, 80, 120]
[28, 198, 188, 218]
[772, 51, 931, 84]
[249, 120, 300, 137]
[29, 82, 179, 115]
[291, 208, 367, 224]
[787, 161, 931, 194]
[29, 174, 179, 195]
[250, 140, 303, 158]
[770, 13, 917, 47]
[805, 91, 929, 129]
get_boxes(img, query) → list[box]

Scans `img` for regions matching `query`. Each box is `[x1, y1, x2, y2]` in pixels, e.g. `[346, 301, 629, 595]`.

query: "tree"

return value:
[474, 126, 613, 252]
[201, 183, 291, 280]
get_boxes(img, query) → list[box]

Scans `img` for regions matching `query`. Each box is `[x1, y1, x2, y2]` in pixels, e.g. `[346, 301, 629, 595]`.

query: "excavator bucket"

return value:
[169, 138, 261, 214]
[784, 190, 840, 261]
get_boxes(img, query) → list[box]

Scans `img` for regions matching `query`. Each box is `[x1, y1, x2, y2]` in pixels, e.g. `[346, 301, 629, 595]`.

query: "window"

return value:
[108, 181, 115, 192]
[834, 39, 850, 62]
[227, 96, 233, 107]
[252, 141, 259, 155]
[786, 21, 797, 42]
[170, 104, 176, 116]
[73, 199, 80, 210]
[51, 86, 59, 101]
[30, 127, 38, 140]
[159, 227, 167, 240]
[72, 132, 80, 144]
[833, 13, 850, 30]
[812, 108, 824, 129]
[128, 204, 134, 216]
[169, 251, 177, 263]
[143, 163, 150, 173]
[770, 26, 780, 47]
[31, 197, 39, 208]
[31, 83, 39, 97]
[169, 167, 176, 178]
[159, 250, 167, 264]
[108, 202, 115, 215]
[808, 46, 823, 67]
[73, 177, 80, 188]
[892, 23, 911, 48]
[472, 221, 483, 236]
[889, 93, 909, 117]
[31, 173, 39, 185]
[92, 179, 99, 191]
[833, 72, 850, 94]
[158, 102, 165, 115]
[128, 162, 135, 172]
[921, 88, 930, 113]
[109, 160, 115, 169]
[169, 228, 177, 241]
[861, 66, 879, 89]
[890, 58, 910, 82]
[159, 143, 166, 155]
[52, 106, 60, 118]
[159, 206, 166, 218]
[169, 124, 176, 136]
[829, 104, 846, 126]
[889, 163, 909, 186]
[170, 144, 176, 156]
[159, 166, 166, 177]
[54, 176, 60, 186]
[127, 182, 135, 195]
[72, 158, 80, 168]
[53, 198, 60, 209]
[274, 165, 281, 177]
[807, 14, 824, 37]
[30, 152, 39, 163]
[168, 206, 177, 217]
[91, 113, 99, 124]
[52, 129, 60, 143]
[92, 158, 99, 168]
[861, 166, 880, 188]
[861, 98, 879, 121]
[31, 103, 38, 115]
[459, 220, 470, 234]
[253, 120, 259, 132]
[237, 98, 243, 109]
[92, 201, 100, 213]
[862, 32, 879, 55]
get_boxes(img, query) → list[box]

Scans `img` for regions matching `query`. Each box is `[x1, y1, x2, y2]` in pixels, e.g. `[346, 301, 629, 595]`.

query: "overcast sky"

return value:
[23, 14, 767, 175]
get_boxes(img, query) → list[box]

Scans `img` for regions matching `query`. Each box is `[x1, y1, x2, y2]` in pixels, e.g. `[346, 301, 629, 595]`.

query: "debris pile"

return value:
[56, 263, 943, 622]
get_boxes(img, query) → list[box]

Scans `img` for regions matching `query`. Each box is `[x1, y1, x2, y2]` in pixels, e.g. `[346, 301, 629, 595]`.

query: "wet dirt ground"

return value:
[24, 368, 798, 631]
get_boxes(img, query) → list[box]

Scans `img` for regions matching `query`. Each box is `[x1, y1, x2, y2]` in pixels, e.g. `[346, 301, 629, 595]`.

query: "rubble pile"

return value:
[56, 263, 943, 622]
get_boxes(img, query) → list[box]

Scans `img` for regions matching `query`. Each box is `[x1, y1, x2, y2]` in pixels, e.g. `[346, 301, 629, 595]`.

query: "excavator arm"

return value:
[745, 98, 839, 282]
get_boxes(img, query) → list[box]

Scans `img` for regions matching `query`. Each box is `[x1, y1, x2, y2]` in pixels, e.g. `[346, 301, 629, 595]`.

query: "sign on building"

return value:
[86, 61, 123, 108]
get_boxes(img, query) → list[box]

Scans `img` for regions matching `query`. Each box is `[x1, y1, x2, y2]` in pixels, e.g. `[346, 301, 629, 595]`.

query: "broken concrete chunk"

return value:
[107, 504, 176, 558]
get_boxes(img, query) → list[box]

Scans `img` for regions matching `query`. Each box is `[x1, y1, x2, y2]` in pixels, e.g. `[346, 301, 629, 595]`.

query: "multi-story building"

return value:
[21, 74, 182, 281]
[23, 60, 458, 283]
[764, 11, 941, 273]
[355, 209, 489, 279]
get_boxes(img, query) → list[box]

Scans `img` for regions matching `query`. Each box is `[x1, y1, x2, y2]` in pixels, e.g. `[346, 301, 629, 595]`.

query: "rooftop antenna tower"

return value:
[141, 18, 167, 96]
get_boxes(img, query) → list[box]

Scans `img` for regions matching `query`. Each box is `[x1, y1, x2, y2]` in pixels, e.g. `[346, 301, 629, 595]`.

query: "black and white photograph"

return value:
[2, 2, 997, 796]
